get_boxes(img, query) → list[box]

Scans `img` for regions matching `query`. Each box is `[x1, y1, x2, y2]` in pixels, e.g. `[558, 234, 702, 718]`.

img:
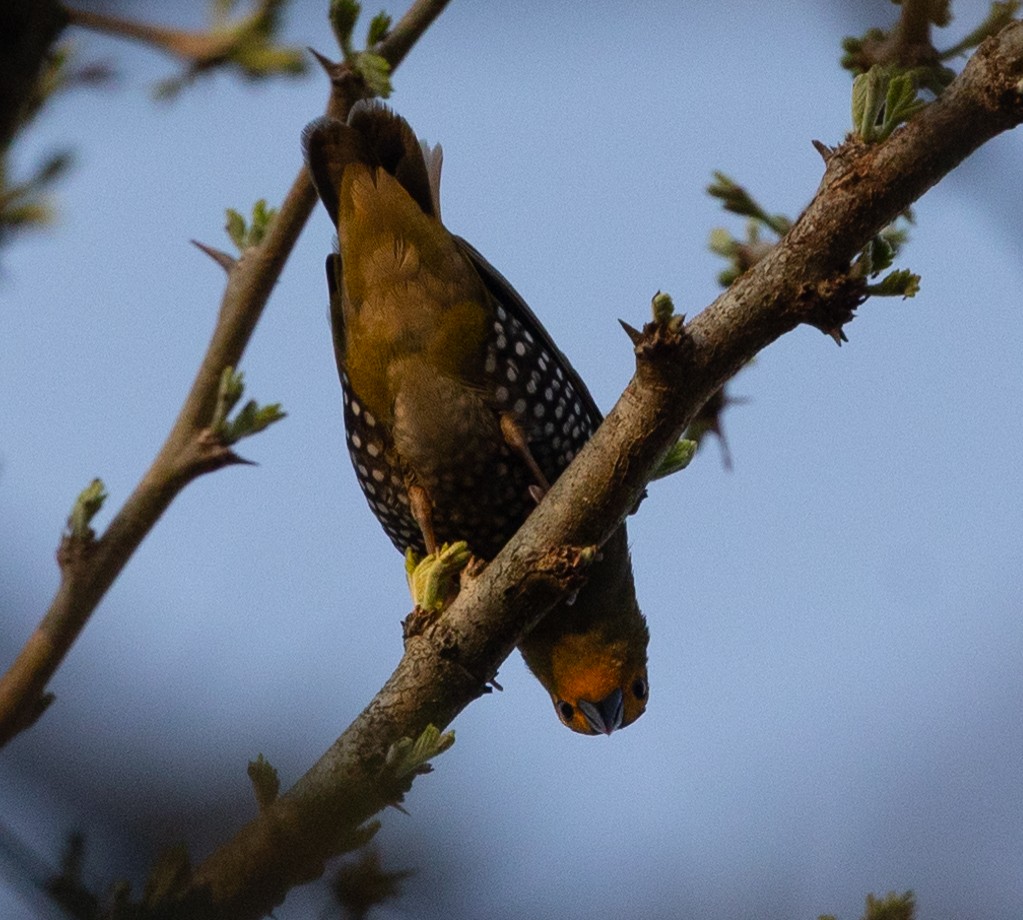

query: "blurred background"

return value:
[2, 1, 1021, 918]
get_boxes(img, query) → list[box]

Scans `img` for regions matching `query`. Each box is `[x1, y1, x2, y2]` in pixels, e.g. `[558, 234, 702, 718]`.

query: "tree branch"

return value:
[169, 18, 1023, 920]
[0, 0, 452, 748]
[64, 7, 230, 63]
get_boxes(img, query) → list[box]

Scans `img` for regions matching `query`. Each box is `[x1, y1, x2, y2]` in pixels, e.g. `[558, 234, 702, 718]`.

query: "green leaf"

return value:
[330, 0, 361, 57]
[355, 51, 393, 98]
[867, 268, 921, 298]
[707, 172, 790, 235]
[367, 11, 392, 45]
[707, 227, 738, 258]
[221, 400, 287, 445]
[649, 439, 698, 481]
[881, 72, 925, 134]
[868, 234, 895, 274]
[224, 199, 278, 251]
[67, 479, 107, 539]
[852, 66, 886, 139]
[385, 724, 455, 780]
[852, 66, 926, 142]
[212, 365, 285, 444]
[225, 208, 246, 249]
[863, 891, 916, 920]
[651, 291, 676, 324]
[213, 365, 245, 430]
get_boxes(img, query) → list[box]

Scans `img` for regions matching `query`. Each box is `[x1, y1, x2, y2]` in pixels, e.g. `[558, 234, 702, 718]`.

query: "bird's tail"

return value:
[302, 100, 441, 225]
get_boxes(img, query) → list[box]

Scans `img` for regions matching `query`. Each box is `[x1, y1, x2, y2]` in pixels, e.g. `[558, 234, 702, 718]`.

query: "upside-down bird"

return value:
[303, 102, 648, 734]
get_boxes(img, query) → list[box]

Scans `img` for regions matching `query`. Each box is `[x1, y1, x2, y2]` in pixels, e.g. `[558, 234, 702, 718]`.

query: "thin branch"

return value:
[0, 0, 452, 748]
[890, 0, 939, 59]
[857, 0, 943, 71]
[63, 7, 231, 63]
[168, 18, 1023, 920]
[374, 0, 451, 67]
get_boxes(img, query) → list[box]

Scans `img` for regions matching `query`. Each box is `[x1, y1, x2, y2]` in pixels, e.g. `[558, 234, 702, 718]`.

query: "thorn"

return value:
[528, 484, 546, 505]
[618, 319, 643, 346]
[489, 678, 504, 692]
[564, 589, 579, 607]
[812, 139, 834, 163]
[825, 326, 848, 346]
[388, 802, 411, 816]
[191, 239, 236, 272]
[224, 451, 258, 467]
[308, 46, 338, 75]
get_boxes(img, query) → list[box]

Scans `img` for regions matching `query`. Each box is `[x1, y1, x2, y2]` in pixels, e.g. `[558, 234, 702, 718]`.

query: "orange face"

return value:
[545, 631, 649, 735]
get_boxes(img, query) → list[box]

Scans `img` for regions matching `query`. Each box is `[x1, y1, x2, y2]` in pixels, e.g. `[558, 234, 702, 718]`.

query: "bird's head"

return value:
[519, 525, 649, 735]
[543, 629, 649, 735]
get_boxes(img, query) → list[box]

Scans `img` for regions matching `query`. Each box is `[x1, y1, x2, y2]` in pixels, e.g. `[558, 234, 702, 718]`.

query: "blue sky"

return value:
[2, 2, 1022, 918]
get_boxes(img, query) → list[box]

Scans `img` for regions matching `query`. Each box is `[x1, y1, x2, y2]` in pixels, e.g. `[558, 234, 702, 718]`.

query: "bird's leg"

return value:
[500, 413, 550, 503]
[408, 482, 438, 555]
[404, 481, 470, 613]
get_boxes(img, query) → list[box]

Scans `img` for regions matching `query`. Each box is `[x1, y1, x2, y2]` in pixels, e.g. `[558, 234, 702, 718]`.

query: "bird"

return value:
[303, 101, 649, 734]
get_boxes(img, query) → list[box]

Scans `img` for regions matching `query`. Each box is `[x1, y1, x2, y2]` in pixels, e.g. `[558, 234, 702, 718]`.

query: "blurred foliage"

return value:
[132, 0, 309, 99]
[0, 43, 113, 256]
[842, 1, 1019, 87]
[820, 889, 916, 920]
[212, 365, 286, 446]
[329, 847, 414, 920]
[46, 833, 100, 919]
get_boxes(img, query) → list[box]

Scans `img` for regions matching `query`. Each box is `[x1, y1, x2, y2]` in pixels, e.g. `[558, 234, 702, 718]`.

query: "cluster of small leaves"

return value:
[65, 479, 108, 541]
[329, 0, 394, 97]
[819, 889, 916, 920]
[134, 845, 193, 917]
[707, 172, 791, 287]
[841, 1, 1018, 86]
[708, 172, 792, 236]
[851, 217, 921, 298]
[329, 848, 414, 920]
[155, 0, 308, 99]
[384, 724, 455, 781]
[225, 198, 277, 251]
[851, 66, 927, 142]
[0, 150, 73, 243]
[212, 366, 286, 446]
[375, 725, 456, 817]
[650, 290, 679, 326]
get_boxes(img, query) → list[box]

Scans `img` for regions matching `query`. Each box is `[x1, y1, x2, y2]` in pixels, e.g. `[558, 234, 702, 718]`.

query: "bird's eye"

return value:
[556, 700, 575, 723]
[631, 678, 648, 701]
